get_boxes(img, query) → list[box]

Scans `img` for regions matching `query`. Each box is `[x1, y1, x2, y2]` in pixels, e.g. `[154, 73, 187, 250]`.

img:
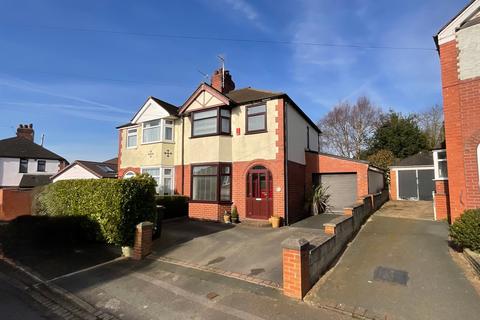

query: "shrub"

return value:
[37, 175, 156, 246]
[155, 195, 189, 220]
[450, 209, 480, 252]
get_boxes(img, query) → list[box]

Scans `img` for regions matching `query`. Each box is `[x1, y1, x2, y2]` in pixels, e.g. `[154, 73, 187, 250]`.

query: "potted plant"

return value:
[121, 246, 133, 257]
[223, 210, 231, 224]
[270, 216, 282, 228]
[312, 184, 332, 215]
[231, 205, 239, 224]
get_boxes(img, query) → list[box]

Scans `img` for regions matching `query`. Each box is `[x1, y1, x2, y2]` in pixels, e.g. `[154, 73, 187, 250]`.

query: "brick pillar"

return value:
[344, 207, 353, 216]
[132, 222, 153, 260]
[323, 223, 336, 235]
[282, 238, 310, 300]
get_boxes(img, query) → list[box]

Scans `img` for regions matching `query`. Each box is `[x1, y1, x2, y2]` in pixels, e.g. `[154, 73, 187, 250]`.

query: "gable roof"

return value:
[51, 160, 117, 180]
[226, 87, 284, 104]
[0, 136, 66, 161]
[391, 151, 434, 167]
[103, 157, 118, 165]
[178, 83, 231, 114]
[434, 0, 480, 47]
[117, 96, 178, 129]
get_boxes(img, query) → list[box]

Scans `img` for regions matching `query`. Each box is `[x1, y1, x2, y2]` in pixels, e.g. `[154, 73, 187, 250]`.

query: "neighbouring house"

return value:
[51, 158, 118, 182]
[0, 124, 67, 220]
[433, 0, 480, 222]
[389, 151, 435, 202]
[117, 68, 385, 224]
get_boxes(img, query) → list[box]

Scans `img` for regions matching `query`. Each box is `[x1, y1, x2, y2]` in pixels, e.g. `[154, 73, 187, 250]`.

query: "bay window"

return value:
[191, 163, 231, 202]
[191, 108, 231, 137]
[433, 150, 448, 180]
[127, 128, 138, 148]
[141, 167, 174, 195]
[246, 104, 267, 133]
[143, 120, 161, 143]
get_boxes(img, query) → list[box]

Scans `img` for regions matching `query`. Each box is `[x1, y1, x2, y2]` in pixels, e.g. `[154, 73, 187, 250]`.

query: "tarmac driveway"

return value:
[306, 201, 480, 320]
[153, 215, 341, 286]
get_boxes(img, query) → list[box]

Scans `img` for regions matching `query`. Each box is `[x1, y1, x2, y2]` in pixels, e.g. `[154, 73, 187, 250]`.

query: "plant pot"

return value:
[231, 216, 239, 224]
[271, 216, 281, 228]
[121, 246, 133, 257]
[224, 215, 231, 224]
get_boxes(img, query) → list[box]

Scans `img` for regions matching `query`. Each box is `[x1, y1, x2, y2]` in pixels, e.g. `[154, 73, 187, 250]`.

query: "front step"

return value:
[239, 218, 272, 228]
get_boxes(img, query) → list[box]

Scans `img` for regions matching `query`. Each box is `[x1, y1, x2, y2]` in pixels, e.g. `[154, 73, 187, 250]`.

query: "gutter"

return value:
[283, 99, 289, 226]
[181, 116, 185, 194]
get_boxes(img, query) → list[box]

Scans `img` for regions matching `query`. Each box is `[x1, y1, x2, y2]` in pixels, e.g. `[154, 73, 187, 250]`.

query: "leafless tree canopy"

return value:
[417, 105, 444, 149]
[319, 96, 382, 159]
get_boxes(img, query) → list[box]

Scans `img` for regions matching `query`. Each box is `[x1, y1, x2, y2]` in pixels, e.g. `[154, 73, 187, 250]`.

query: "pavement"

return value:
[53, 256, 349, 320]
[305, 201, 480, 320]
[153, 216, 338, 286]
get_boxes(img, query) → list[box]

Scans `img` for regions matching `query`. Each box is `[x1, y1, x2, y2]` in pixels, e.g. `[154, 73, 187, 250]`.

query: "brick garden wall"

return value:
[390, 170, 398, 200]
[434, 180, 450, 221]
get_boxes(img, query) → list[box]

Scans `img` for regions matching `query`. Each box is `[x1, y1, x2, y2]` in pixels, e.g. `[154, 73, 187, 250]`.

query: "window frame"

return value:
[190, 163, 232, 203]
[163, 119, 175, 143]
[123, 171, 136, 179]
[19, 158, 28, 173]
[190, 107, 231, 138]
[142, 120, 162, 144]
[37, 160, 46, 172]
[126, 127, 138, 149]
[245, 103, 267, 134]
[141, 166, 174, 195]
[433, 149, 448, 180]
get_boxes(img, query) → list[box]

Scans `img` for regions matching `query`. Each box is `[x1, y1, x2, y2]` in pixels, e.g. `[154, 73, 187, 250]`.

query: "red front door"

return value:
[246, 167, 273, 219]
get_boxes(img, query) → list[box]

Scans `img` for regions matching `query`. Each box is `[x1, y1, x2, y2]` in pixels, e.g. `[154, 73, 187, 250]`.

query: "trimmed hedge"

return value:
[155, 195, 189, 220]
[37, 175, 157, 246]
[450, 209, 480, 252]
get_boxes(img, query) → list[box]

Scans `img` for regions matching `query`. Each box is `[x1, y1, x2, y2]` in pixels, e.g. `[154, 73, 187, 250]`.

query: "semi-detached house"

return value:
[117, 68, 384, 224]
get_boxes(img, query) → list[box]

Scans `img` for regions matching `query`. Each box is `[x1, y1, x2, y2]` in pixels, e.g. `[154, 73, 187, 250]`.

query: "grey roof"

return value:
[226, 87, 284, 104]
[392, 151, 434, 167]
[19, 174, 52, 188]
[51, 160, 117, 180]
[0, 136, 66, 161]
[103, 157, 118, 165]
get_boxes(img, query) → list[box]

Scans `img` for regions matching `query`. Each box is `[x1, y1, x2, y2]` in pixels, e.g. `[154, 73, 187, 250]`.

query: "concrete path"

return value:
[306, 201, 480, 320]
[154, 219, 328, 286]
[54, 257, 349, 320]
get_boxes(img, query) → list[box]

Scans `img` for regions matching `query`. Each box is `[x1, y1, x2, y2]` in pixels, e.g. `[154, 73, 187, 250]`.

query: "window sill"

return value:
[190, 133, 232, 139]
[433, 178, 448, 181]
[245, 130, 268, 135]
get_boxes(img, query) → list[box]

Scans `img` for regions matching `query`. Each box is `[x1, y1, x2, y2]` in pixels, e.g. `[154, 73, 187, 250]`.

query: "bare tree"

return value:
[417, 105, 444, 149]
[319, 96, 383, 159]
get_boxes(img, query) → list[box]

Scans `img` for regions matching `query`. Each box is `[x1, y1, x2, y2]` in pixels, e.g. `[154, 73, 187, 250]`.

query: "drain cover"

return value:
[373, 266, 409, 285]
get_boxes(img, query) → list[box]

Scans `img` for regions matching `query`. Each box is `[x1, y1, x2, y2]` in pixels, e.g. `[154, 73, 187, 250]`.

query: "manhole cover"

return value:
[373, 266, 409, 285]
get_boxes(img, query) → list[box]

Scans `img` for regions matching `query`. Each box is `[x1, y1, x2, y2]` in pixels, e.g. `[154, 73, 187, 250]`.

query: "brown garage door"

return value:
[319, 173, 357, 213]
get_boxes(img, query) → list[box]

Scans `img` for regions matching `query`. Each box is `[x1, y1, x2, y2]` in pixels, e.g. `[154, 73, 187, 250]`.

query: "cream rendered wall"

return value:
[0, 158, 60, 187]
[286, 102, 319, 165]
[52, 164, 98, 182]
[457, 23, 480, 80]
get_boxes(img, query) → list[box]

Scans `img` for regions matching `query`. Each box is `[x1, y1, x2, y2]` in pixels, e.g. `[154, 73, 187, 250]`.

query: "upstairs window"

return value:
[127, 128, 137, 148]
[163, 120, 174, 142]
[19, 159, 28, 173]
[37, 160, 46, 172]
[434, 150, 448, 179]
[191, 108, 230, 137]
[246, 104, 267, 133]
[142, 120, 161, 143]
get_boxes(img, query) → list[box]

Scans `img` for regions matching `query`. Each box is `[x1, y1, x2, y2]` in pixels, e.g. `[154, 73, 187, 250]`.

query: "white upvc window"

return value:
[141, 167, 174, 195]
[142, 120, 161, 144]
[127, 128, 137, 148]
[163, 119, 174, 142]
[433, 149, 448, 180]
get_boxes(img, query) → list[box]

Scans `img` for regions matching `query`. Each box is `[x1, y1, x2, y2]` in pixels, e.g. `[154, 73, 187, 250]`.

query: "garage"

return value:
[314, 173, 357, 213]
[390, 151, 435, 201]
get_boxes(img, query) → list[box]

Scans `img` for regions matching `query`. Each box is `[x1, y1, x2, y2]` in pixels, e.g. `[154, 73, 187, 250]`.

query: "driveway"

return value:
[153, 215, 342, 286]
[306, 201, 480, 320]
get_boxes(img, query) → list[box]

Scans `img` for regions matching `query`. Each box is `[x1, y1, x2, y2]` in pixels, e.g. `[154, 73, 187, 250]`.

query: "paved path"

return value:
[306, 201, 480, 320]
[54, 257, 349, 320]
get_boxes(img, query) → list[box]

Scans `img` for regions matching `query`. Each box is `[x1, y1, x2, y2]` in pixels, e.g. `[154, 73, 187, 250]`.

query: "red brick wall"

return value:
[390, 170, 398, 200]
[174, 164, 190, 195]
[434, 180, 450, 221]
[287, 161, 307, 223]
[189, 203, 231, 221]
[117, 167, 140, 178]
[0, 189, 32, 221]
[305, 152, 370, 199]
[439, 40, 480, 221]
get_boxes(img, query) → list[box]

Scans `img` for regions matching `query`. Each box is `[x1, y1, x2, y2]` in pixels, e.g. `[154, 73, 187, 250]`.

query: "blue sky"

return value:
[0, 0, 467, 162]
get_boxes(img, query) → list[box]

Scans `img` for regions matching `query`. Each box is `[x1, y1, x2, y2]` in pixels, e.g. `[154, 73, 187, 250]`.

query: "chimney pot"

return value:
[16, 123, 34, 141]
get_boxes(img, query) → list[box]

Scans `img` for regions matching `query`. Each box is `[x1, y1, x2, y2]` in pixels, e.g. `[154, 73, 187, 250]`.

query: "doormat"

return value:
[373, 266, 409, 285]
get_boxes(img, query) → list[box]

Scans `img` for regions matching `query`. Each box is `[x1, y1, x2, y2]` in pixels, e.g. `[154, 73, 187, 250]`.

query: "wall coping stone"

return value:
[282, 237, 310, 250]
[137, 221, 153, 228]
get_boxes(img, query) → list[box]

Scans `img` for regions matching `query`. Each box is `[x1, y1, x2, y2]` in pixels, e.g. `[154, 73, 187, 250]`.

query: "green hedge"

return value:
[156, 195, 189, 220]
[450, 209, 480, 252]
[37, 175, 157, 246]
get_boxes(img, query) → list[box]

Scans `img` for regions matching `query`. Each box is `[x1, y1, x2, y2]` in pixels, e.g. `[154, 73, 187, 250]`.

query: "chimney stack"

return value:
[211, 68, 235, 94]
[16, 123, 34, 141]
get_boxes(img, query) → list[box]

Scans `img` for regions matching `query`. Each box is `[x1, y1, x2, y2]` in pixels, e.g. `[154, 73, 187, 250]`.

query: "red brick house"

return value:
[433, 0, 480, 222]
[117, 68, 384, 224]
